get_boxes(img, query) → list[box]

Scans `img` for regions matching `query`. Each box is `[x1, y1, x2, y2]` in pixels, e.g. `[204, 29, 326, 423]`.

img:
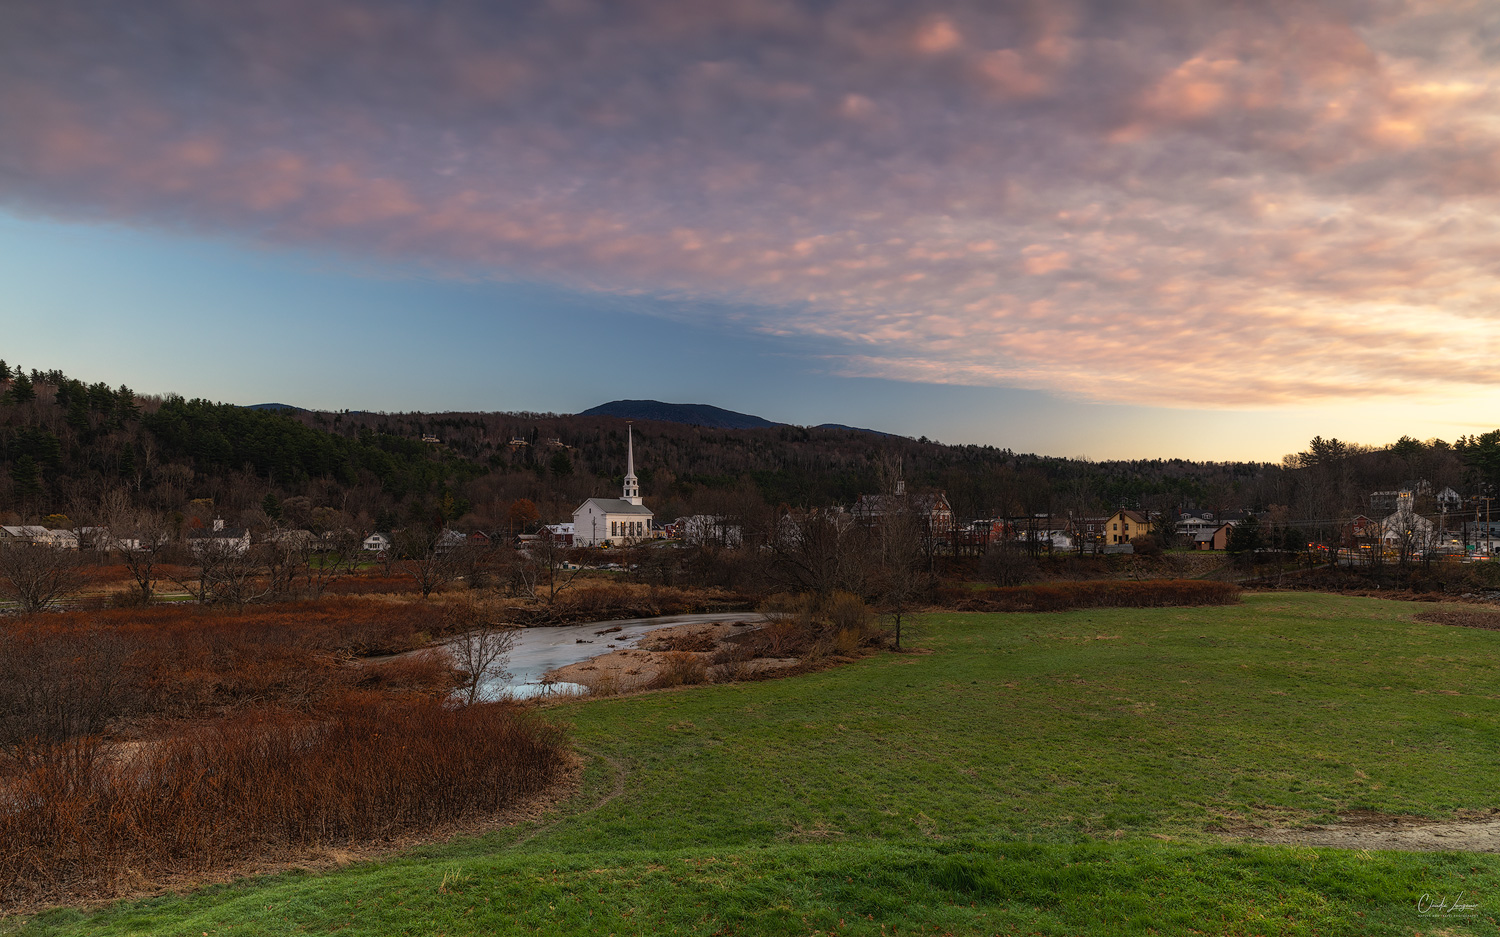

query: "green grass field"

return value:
[10, 593, 1500, 935]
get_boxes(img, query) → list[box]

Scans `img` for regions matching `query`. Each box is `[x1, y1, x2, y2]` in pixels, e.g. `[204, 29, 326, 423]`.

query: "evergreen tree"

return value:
[1226, 514, 1263, 557]
[118, 444, 137, 480]
[115, 385, 139, 421]
[66, 393, 90, 434]
[6, 371, 35, 404]
[262, 492, 283, 521]
[10, 454, 42, 500]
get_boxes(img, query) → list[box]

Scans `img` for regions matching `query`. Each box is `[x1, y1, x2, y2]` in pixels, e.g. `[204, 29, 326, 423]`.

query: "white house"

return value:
[187, 518, 252, 556]
[1175, 513, 1218, 536]
[1382, 492, 1435, 552]
[680, 514, 743, 548]
[362, 532, 394, 552]
[0, 525, 50, 545]
[572, 425, 653, 546]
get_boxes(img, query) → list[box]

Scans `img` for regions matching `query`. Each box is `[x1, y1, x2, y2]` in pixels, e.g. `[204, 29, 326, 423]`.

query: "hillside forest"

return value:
[3, 360, 1500, 543]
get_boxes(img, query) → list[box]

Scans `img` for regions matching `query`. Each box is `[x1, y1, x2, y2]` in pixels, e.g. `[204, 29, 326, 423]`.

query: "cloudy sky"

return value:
[4, 0, 1499, 459]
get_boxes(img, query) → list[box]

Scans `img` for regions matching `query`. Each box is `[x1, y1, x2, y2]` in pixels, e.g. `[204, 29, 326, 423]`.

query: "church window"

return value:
[610, 521, 617, 536]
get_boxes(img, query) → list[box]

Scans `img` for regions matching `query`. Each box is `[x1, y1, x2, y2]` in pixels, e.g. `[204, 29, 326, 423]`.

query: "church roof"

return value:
[575, 498, 653, 516]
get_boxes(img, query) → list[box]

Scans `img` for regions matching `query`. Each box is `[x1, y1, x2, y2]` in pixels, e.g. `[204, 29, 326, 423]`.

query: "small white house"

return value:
[1382, 493, 1436, 551]
[680, 514, 743, 548]
[187, 519, 252, 557]
[362, 532, 394, 552]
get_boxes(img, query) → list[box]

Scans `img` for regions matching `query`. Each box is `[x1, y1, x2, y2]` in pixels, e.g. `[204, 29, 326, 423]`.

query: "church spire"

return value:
[622, 423, 642, 505]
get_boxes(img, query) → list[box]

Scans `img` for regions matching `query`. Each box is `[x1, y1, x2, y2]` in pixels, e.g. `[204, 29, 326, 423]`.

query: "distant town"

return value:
[3, 366, 1498, 599]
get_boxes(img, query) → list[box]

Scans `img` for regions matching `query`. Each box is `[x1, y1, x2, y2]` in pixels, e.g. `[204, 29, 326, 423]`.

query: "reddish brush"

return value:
[948, 579, 1241, 612]
[0, 693, 567, 907]
[0, 600, 460, 744]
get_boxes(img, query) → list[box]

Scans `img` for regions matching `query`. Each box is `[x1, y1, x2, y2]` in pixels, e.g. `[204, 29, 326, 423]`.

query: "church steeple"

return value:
[622, 423, 642, 505]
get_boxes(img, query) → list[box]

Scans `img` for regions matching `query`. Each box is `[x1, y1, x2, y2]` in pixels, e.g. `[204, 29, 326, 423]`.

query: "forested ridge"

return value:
[4, 359, 1500, 534]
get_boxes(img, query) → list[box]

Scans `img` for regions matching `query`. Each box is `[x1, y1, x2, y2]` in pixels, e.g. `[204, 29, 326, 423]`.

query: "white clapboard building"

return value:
[572, 425, 653, 546]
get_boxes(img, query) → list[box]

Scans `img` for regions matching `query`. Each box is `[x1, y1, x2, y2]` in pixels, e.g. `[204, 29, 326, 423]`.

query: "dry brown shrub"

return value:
[827, 591, 871, 634]
[1414, 609, 1500, 631]
[763, 619, 805, 657]
[351, 650, 459, 697]
[710, 636, 757, 665]
[712, 657, 753, 683]
[834, 628, 862, 656]
[647, 651, 708, 689]
[759, 592, 801, 624]
[648, 630, 718, 653]
[582, 669, 622, 697]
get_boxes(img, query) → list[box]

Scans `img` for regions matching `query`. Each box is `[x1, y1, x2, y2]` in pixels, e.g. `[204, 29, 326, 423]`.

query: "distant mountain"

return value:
[579, 400, 780, 430]
[245, 403, 308, 412]
[815, 423, 897, 438]
[578, 400, 900, 435]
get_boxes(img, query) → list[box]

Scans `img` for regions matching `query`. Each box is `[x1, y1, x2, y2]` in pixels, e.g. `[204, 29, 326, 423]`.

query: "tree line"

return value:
[3, 361, 1498, 547]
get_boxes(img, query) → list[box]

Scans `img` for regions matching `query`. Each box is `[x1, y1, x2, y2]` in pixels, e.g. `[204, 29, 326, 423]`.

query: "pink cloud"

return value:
[3, 0, 1500, 408]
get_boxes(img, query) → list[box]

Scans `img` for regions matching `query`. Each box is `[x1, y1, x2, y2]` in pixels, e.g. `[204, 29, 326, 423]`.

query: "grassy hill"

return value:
[16, 593, 1500, 935]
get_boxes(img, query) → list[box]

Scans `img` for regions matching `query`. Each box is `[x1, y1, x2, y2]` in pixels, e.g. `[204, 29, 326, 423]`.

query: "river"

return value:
[464, 611, 761, 700]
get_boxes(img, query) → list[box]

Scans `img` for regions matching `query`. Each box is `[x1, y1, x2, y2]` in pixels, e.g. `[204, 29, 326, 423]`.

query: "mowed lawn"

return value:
[13, 593, 1500, 936]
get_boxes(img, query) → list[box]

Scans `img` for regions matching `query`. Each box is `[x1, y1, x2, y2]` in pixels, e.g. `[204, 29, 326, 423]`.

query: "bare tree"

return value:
[449, 617, 518, 705]
[396, 525, 469, 599]
[528, 534, 585, 604]
[768, 509, 869, 596]
[980, 539, 1035, 586]
[99, 490, 172, 604]
[502, 546, 541, 599]
[871, 492, 928, 650]
[0, 542, 84, 613]
[262, 532, 303, 600]
[177, 538, 269, 605]
[301, 529, 360, 598]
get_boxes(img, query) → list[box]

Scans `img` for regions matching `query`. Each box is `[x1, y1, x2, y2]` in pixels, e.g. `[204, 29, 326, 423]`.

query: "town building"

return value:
[572, 425, 654, 546]
[1071, 516, 1110, 551]
[1193, 523, 1234, 551]
[0, 525, 52, 545]
[851, 478, 954, 539]
[1101, 509, 1153, 545]
[1381, 491, 1435, 552]
[540, 523, 575, 546]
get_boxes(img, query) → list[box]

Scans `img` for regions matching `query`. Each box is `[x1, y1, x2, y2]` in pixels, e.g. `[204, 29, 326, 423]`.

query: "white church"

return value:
[572, 425, 654, 546]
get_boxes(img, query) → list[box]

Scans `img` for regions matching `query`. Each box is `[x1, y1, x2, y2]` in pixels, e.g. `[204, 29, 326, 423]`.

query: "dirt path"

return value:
[1228, 810, 1500, 852]
[509, 745, 628, 849]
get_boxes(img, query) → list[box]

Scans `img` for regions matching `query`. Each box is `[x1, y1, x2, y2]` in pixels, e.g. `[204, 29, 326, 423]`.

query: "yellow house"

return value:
[1103, 509, 1153, 545]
